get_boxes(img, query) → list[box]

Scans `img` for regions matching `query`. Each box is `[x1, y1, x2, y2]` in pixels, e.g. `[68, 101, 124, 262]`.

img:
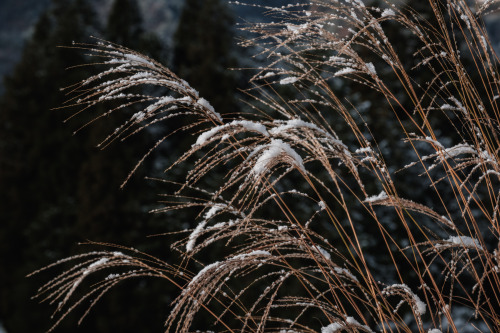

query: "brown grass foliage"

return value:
[31, 0, 500, 332]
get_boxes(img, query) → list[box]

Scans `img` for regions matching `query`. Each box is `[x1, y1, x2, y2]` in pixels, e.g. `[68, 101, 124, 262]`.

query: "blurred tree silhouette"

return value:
[0, 0, 171, 331]
[0, 1, 99, 330]
[173, 0, 239, 116]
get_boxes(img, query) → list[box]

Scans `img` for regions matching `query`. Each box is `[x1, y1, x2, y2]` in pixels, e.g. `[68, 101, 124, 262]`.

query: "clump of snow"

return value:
[197, 98, 222, 122]
[186, 221, 207, 252]
[321, 323, 342, 333]
[442, 143, 477, 158]
[313, 245, 331, 260]
[252, 139, 305, 178]
[318, 201, 326, 211]
[144, 96, 176, 113]
[428, 329, 442, 333]
[335, 67, 357, 76]
[355, 147, 373, 154]
[365, 62, 377, 75]
[132, 111, 146, 121]
[414, 295, 427, 315]
[204, 204, 225, 220]
[188, 261, 221, 287]
[129, 72, 154, 80]
[384, 284, 426, 316]
[440, 104, 455, 110]
[270, 119, 322, 136]
[123, 53, 154, 66]
[236, 120, 269, 137]
[88, 258, 109, 269]
[195, 120, 269, 146]
[195, 126, 225, 146]
[333, 267, 358, 282]
[346, 317, 373, 332]
[231, 250, 271, 260]
[364, 191, 388, 203]
[442, 236, 483, 250]
[381, 8, 395, 17]
[424, 136, 445, 149]
[280, 76, 299, 85]
[286, 23, 309, 34]
[269, 119, 346, 148]
[186, 204, 227, 252]
[106, 273, 120, 280]
[460, 14, 471, 29]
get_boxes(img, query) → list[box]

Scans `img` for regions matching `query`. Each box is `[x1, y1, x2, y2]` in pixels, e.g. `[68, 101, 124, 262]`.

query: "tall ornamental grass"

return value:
[31, 0, 500, 332]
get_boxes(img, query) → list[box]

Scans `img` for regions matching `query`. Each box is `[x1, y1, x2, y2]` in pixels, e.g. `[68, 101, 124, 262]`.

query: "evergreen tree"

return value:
[0, 1, 100, 331]
[75, 0, 158, 247]
[106, 0, 164, 60]
[106, 0, 143, 45]
[73, 0, 172, 331]
[173, 0, 238, 116]
[0, 0, 168, 331]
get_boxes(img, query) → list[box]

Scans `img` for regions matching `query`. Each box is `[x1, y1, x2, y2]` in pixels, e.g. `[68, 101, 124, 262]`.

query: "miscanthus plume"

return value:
[31, 1, 500, 332]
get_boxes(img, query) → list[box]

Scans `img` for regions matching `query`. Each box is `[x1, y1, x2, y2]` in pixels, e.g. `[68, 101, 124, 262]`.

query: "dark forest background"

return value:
[0, 0, 252, 331]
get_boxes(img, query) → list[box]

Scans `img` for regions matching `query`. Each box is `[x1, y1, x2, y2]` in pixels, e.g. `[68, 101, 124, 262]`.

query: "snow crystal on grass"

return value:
[106, 273, 119, 280]
[460, 14, 471, 29]
[428, 329, 442, 333]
